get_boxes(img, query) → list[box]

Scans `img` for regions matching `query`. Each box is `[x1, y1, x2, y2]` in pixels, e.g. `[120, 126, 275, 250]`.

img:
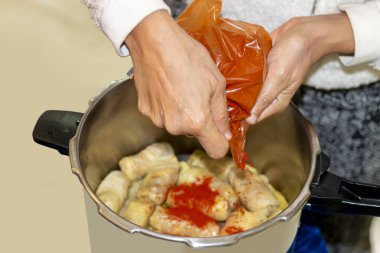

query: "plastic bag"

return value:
[177, 0, 272, 169]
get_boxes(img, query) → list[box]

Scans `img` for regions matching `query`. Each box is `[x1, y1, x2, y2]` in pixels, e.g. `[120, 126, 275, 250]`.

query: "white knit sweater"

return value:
[82, 0, 380, 89]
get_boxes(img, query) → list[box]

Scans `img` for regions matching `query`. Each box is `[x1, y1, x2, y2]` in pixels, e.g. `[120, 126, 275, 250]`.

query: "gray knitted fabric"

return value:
[293, 82, 380, 253]
[164, 0, 187, 18]
[294, 82, 380, 185]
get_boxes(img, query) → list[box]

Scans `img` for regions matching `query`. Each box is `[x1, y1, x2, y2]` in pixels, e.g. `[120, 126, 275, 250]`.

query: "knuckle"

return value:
[152, 116, 163, 128]
[208, 142, 229, 159]
[266, 98, 289, 118]
[256, 94, 273, 108]
[138, 102, 149, 117]
[217, 73, 226, 86]
[215, 110, 229, 125]
[165, 122, 181, 135]
[188, 115, 207, 134]
[210, 73, 222, 87]
[268, 64, 287, 81]
[287, 17, 301, 26]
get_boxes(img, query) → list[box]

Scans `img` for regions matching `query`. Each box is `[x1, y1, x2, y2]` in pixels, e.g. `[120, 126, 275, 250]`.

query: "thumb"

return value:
[195, 108, 229, 159]
[211, 86, 232, 140]
[246, 66, 284, 124]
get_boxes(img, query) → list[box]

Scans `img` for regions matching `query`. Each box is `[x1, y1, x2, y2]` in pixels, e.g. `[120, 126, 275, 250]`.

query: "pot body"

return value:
[66, 78, 319, 250]
[84, 189, 301, 253]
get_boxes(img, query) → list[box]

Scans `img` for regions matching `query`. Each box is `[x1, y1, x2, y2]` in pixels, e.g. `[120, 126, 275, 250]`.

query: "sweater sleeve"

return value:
[338, 0, 380, 70]
[81, 0, 171, 56]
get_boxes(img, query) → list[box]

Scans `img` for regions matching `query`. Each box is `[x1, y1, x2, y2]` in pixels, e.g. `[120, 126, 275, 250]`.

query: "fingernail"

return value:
[224, 130, 232, 140]
[246, 115, 257, 125]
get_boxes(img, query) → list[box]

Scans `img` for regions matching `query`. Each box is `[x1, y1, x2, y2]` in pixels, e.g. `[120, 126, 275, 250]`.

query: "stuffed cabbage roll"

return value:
[268, 184, 289, 218]
[220, 207, 268, 235]
[138, 167, 179, 205]
[122, 199, 155, 227]
[167, 162, 238, 221]
[119, 143, 178, 181]
[96, 170, 130, 212]
[149, 206, 220, 237]
[119, 179, 143, 215]
[228, 165, 279, 217]
[187, 150, 235, 182]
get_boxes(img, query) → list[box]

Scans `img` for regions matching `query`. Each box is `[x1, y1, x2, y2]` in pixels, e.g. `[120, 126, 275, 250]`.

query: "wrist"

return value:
[125, 10, 176, 56]
[310, 13, 355, 60]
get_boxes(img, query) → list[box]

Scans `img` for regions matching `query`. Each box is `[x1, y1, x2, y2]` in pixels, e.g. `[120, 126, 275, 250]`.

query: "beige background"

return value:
[0, 0, 130, 252]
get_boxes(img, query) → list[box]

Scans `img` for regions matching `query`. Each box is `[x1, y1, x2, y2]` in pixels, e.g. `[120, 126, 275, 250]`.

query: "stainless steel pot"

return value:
[33, 78, 380, 252]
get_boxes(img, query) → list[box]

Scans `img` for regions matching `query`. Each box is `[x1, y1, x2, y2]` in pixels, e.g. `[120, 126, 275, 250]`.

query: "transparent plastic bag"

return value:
[177, 0, 272, 169]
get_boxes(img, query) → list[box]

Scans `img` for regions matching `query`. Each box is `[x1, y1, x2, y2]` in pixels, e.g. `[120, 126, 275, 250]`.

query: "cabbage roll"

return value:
[149, 206, 220, 237]
[220, 207, 268, 235]
[138, 167, 179, 205]
[268, 185, 289, 218]
[228, 165, 279, 217]
[122, 199, 155, 227]
[96, 170, 130, 212]
[167, 162, 238, 221]
[119, 180, 143, 215]
[119, 143, 178, 181]
[187, 150, 235, 182]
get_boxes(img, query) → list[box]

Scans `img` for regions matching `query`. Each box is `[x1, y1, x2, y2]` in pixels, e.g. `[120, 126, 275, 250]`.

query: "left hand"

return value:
[246, 13, 355, 124]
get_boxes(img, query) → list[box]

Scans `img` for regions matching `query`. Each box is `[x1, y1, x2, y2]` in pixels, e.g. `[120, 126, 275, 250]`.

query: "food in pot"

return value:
[228, 165, 279, 217]
[119, 179, 155, 228]
[166, 162, 238, 221]
[120, 180, 143, 212]
[269, 186, 289, 218]
[138, 166, 179, 205]
[187, 149, 235, 182]
[122, 199, 155, 227]
[220, 207, 268, 235]
[96, 143, 288, 237]
[95, 170, 130, 212]
[119, 142, 178, 181]
[119, 165, 178, 227]
[149, 206, 220, 237]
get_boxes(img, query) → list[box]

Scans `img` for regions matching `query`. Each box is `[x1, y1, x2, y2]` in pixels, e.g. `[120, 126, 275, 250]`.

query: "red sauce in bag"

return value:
[177, 0, 272, 169]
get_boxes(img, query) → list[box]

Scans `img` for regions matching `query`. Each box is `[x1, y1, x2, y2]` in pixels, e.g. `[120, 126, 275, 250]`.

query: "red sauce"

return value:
[167, 177, 219, 228]
[166, 206, 216, 229]
[177, 0, 272, 169]
[169, 177, 219, 213]
[224, 226, 244, 235]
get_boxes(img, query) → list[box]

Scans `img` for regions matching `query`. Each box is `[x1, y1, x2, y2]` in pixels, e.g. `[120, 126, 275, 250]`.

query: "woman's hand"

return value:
[125, 10, 231, 159]
[246, 13, 355, 124]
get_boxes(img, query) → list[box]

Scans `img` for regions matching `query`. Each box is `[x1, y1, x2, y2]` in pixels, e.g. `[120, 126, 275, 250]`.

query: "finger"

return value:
[270, 28, 280, 44]
[187, 104, 228, 159]
[256, 89, 295, 123]
[150, 111, 164, 128]
[196, 116, 229, 159]
[148, 92, 164, 128]
[210, 77, 232, 140]
[246, 63, 285, 124]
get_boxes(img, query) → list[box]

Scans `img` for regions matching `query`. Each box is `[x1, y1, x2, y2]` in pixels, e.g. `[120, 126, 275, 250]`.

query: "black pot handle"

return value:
[33, 110, 83, 156]
[308, 152, 380, 216]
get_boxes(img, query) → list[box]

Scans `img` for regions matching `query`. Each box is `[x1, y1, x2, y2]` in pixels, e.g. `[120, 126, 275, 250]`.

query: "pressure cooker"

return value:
[33, 78, 380, 252]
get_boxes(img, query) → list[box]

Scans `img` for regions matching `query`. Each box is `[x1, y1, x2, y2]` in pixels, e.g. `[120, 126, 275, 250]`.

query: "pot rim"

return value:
[68, 78, 321, 248]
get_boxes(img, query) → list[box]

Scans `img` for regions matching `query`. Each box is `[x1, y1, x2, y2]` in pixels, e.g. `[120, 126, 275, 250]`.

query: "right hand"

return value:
[125, 10, 231, 159]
